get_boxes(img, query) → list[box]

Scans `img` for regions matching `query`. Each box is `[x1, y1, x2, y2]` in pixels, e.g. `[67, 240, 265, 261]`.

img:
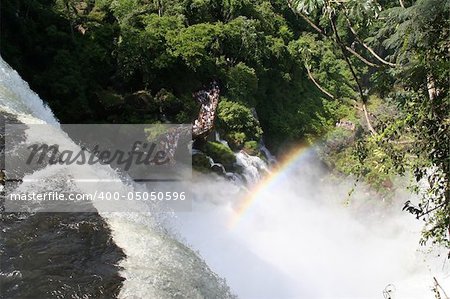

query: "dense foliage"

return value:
[1, 0, 331, 149]
[289, 0, 449, 248]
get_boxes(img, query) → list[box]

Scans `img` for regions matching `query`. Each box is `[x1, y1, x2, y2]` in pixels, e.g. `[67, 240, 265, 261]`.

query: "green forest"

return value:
[1, 0, 449, 248]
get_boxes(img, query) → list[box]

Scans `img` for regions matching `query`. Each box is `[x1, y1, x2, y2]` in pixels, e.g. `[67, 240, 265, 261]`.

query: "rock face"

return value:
[192, 81, 220, 139]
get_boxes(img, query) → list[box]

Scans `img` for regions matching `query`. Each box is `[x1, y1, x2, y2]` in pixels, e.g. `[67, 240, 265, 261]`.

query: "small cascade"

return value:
[196, 131, 270, 186]
[194, 149, 242, 183]
[235, 151, 269, 185]
[260, 141, 276, 165]
[215, 131, 230, 148]
[207, 156, 227, 174]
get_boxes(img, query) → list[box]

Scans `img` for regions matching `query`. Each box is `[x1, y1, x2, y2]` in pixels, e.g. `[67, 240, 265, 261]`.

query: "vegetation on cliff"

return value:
[1, 0, 329, 149]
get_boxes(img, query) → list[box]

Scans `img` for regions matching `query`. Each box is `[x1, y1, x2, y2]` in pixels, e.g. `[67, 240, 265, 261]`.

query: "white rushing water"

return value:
[2, 55, 450, 299]
[0, 58, 58, 125]
[172, 151, 450, 299]
[0, 56, 234, 299]
[234, 151, 269, 185]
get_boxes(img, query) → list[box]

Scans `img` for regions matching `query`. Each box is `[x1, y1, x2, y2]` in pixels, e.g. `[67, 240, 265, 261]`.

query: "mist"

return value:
[170, 149, 449, 299]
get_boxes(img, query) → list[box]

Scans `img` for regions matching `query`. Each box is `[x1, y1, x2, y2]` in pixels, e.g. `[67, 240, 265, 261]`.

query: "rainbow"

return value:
[229, 143, 313, 228]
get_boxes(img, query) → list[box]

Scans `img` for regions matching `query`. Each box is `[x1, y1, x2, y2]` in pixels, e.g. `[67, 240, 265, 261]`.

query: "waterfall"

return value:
[0, 58, 58, 125]
[172, 150, 450, 299]
[0, 56, 235, 299]
[213, 131, 270, 185]
[260, 141, 276, 165]
[235, 151, 269, 185]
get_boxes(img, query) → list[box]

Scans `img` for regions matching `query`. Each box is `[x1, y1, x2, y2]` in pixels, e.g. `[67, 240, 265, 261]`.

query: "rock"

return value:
[203, 141, 236, 172]
[192, 153, 212, 173]
[336, 119, 356, 131]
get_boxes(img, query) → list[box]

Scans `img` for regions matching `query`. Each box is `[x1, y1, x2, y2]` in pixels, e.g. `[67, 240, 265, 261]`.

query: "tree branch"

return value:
[434, 277, 450, 299]
[288, 1, 378, 134]
[288, 6, 326, 36]
[305, 65, 335, 99]
[289, 3, 379, 68]
[343, 14, 397, 67]
[344, 45, 379, 68]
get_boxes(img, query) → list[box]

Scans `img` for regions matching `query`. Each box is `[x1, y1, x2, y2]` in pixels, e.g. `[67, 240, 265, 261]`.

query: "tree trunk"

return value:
[362, 103, 376, 135]
[329, 14, 377, 135]
[427, 74, 438, 101]
[427, 73, 440, 115]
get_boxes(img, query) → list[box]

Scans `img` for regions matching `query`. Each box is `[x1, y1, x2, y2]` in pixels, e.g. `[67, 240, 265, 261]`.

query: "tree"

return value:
[288, 0, 392, 135]
[372, 0, 449, 247]
[290, 0, 449, 248]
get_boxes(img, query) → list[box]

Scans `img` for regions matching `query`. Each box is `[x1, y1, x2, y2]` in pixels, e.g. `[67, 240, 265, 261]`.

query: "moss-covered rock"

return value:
[204, 141, 236, 171]
[192, 153, 212, 173]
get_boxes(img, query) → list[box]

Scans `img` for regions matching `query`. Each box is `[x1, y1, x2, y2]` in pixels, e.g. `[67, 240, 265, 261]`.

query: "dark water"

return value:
[0, 212, 124, 299]
[0, 112, 124, 299]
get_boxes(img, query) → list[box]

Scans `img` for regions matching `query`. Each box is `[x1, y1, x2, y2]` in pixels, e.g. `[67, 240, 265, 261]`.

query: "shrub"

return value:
[243, 140, 259, 155]
[217, 99, 262, 149]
